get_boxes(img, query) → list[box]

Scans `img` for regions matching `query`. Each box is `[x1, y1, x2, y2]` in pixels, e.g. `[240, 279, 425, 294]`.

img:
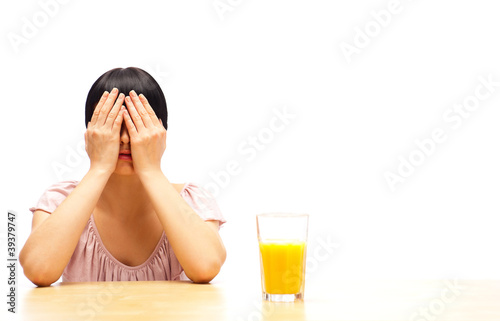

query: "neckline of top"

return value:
[87, 182, 190, 270]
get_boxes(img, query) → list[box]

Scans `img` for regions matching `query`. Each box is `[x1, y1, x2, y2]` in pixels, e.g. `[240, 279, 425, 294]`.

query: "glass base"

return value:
[262, 292, 303, 302]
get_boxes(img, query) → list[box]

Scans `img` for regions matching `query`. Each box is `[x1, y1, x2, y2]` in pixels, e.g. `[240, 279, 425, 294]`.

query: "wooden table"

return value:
[18, 279, 500, 320]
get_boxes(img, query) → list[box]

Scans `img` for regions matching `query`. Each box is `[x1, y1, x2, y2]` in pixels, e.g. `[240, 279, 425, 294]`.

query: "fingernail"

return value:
[112, 88, 118, 94]
[118, 93, 124, 99]
[139, 93, 145, 99]
[130, 90, 137, 97]
[125, 96, 131, 102]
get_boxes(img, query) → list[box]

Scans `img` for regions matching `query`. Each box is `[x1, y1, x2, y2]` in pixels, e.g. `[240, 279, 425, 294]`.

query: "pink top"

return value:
[29, 180, 226, 282]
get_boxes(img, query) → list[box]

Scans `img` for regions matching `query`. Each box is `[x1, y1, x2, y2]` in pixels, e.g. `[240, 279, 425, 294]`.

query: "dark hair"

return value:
[85, 67, 168, 130]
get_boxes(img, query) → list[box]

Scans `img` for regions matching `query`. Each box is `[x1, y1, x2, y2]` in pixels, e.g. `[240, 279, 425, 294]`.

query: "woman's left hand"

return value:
[123, 90, 166, 175]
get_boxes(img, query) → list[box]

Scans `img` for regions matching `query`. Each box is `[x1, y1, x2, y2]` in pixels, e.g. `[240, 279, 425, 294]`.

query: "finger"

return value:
[122, 108, 138, 139]
[105, 93, 125, 128]
[112, 107, 126, 134]
[84, 130, 87, 152]
[129, 90, 154, 128]
[97, 88, 119, 126]
[138, 93, 161, 127]
[124, 95, 146, 131]
[89, 91, 109, 128]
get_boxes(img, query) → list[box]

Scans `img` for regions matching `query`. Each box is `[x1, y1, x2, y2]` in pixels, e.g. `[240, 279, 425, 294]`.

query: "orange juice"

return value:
[259, 240, 307, 294]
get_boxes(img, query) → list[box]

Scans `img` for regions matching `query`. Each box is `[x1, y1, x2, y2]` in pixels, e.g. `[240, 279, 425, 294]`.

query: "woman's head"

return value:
[85, 67, 168, 130]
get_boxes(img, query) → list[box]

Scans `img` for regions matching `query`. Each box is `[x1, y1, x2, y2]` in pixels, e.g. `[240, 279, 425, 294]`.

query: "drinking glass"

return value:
[256, 213, 309, 302]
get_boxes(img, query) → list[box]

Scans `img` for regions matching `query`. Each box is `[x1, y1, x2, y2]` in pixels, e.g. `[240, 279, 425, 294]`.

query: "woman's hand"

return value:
[85, 88, 126, 175]
[123, 90, 166, 176]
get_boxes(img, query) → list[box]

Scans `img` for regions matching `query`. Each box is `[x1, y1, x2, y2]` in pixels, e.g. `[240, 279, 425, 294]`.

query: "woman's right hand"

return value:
[84, 88, 126, 175]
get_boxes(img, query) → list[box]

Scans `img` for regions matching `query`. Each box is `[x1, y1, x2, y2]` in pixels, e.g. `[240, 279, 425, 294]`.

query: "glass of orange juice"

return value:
[256, 213, 309, 302]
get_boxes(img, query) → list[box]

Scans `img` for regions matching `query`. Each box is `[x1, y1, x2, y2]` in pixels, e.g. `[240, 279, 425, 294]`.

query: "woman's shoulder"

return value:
[40, 180, 80, 195]
[177, 182, 226, 225]
[172, 183, 187, 194]
[29, 180, 80, 214]
[175, 182, 214, 199]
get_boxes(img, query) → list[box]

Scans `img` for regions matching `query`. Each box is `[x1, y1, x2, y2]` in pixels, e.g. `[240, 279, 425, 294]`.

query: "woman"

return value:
[20, 67, 227, 286]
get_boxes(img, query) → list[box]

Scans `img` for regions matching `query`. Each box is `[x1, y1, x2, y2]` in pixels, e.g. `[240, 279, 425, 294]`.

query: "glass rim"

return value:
[256, 212, 309, 218]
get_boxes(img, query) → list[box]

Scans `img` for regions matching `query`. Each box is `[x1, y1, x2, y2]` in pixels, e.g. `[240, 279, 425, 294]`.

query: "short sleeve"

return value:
[29, 180, 79, 214]
[180, 182, 227, 230]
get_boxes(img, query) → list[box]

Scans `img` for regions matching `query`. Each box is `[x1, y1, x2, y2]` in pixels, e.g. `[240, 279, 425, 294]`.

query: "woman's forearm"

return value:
[138, 170, 226, 283]
[20, 169, 111, 286]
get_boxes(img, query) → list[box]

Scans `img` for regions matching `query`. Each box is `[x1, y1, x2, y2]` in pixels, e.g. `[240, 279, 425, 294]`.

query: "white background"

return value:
[1, 0, 499, 312]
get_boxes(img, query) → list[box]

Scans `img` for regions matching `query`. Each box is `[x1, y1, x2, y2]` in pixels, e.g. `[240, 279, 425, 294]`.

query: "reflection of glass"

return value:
[261, 300, 306, 321]
[256, 213, 309, 302]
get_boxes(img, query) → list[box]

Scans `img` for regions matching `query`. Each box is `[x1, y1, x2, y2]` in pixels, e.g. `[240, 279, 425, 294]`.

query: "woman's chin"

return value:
[113, 163, 135, 175]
